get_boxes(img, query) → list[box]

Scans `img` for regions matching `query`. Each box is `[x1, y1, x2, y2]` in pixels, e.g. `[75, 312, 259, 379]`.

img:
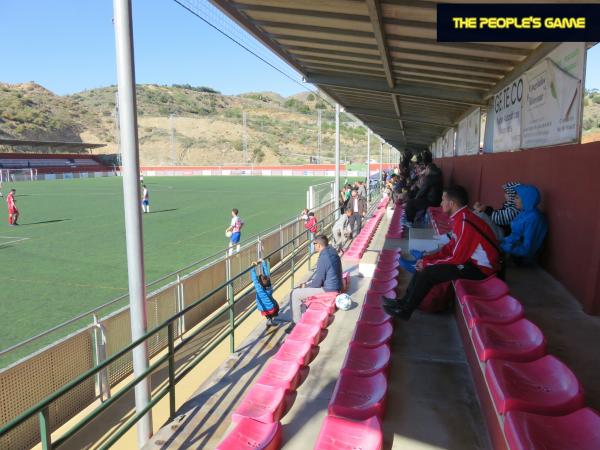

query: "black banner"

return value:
[437, 4, 600, 42]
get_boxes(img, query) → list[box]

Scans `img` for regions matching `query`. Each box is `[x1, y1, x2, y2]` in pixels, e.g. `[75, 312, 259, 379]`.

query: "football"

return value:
[335, 293, 353, 311]
[225, 229, 232, 238]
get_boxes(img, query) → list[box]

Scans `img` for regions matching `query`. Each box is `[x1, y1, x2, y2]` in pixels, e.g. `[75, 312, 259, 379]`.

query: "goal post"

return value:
[0, 168, 37, 182]
[307, 181, 335, 210]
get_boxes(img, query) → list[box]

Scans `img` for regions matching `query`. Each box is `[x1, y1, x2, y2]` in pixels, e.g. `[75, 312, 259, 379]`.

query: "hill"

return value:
[0, 82, 369, 165]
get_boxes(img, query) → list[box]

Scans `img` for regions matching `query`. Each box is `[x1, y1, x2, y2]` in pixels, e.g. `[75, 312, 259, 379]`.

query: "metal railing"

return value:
[0, 201, 341, 450]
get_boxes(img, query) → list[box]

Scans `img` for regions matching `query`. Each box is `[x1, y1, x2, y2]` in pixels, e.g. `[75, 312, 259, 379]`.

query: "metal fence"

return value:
[0, 198, 339, 450]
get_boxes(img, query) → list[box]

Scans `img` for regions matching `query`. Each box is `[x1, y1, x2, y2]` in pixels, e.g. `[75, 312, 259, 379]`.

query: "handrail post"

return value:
[290, 238, 296, 289]
[167, 323, 176, 419]
[93, 314, 111, 402]
[226, 257, 235, 353]
[176, 274, 185, 338]
[39, 407, 51, 450]
[279, 224, 284, 260]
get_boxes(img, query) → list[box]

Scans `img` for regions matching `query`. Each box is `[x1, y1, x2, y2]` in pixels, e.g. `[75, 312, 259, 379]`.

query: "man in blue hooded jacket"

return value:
[500, 184, 548, 264]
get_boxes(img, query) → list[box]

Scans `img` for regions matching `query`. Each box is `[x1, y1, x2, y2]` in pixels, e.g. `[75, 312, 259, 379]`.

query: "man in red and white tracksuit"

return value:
[7, 188, 19, 226]
[384, 185, 499, 320]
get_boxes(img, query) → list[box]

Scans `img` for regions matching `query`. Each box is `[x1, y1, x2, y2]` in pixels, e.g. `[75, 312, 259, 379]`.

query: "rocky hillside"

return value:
[0, 82, 369, 165]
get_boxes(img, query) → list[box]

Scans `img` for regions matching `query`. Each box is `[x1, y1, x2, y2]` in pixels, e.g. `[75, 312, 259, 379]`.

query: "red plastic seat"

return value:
[364, 292, 383, 307]
[377, 254, 399, 263]
[232, 384, 287, 424]
[369, 278, 398, 294]
[358, 305, 392, 326]
[486, 355, 585, 415]
[472, 319, 547, 362]
[305, 293, 337, 310]
[287, 322, 325, 346]
[342, 343, 390, 377]
[380, 248, 401, 256]
[351, 322, 393, 348]
[372, 268, 399, 281]
[274, 339, 318, 366]
[328, 372, 387, 420]
[216, 417, 282, 450]
[454, 276, 509, 304]
[308, 301, 336, 315]
[300, 308, 334, 329]
[374, 261, 399, 271]
[462, 295, 524, 328]
[256, 358, 303, 393]
[314, 415, 383, 450]
[504, 408, 600, 450]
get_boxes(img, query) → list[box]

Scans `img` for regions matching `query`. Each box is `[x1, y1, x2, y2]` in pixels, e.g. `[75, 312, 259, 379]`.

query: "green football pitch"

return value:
[0, 175, 333, 358]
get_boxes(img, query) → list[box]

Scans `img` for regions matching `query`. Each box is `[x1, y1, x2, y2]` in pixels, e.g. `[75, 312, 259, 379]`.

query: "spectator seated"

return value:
[504, 408, 600, 450]
[341, 343, 390, 377]
[216, 417, 282, 450]
[454, 276, 510, 304]
[486, 355, 585, 416]
[328, 372, 387, 420]
[462, 295, 524, 328]
[313, 415, 382, 450]
[472, 319, 547, 362]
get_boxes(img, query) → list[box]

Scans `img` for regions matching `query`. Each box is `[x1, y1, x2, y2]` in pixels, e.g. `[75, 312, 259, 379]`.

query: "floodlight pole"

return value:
[335, 103, 340, 219]
[112, 0, 152, 446]
[366, 129, 371, 205]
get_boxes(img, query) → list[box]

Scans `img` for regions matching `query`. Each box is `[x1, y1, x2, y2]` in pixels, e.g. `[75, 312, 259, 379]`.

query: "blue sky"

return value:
[1, 0, 599, 97]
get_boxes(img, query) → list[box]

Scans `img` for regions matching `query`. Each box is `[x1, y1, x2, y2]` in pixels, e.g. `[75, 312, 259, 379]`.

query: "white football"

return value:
[335, 293, 353, 311]
[225, 230, 232, 238]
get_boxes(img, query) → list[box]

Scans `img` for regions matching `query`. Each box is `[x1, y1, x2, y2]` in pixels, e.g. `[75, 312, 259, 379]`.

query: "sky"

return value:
[0, 0, 599, 97]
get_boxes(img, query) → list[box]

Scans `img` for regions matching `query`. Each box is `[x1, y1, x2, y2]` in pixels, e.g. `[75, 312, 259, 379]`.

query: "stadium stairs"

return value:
[141, 196, 600, 450]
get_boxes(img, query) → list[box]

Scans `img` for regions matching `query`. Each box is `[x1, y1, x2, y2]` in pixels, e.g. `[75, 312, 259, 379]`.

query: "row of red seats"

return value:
[385, 202, 404, 239]
[427, 206, 452, 235]
[343, 196, 389, 261]
[314, 248, 399, 449]
[216, 290, 340, 449]
[454, 277, 600, 450]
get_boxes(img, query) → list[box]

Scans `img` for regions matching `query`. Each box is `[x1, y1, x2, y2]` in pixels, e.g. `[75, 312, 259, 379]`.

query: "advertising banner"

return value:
[521, 42, 584, 148]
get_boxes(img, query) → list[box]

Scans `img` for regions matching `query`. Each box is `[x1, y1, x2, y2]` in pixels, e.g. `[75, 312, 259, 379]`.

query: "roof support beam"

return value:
[306, 73, 487, 106]
[365, 0, 394, 88]
[352, 111, 454, 128]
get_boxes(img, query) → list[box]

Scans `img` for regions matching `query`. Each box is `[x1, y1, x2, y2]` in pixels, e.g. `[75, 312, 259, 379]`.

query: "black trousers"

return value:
[402, 263, 487, 311]
[405, 197, 433, 222]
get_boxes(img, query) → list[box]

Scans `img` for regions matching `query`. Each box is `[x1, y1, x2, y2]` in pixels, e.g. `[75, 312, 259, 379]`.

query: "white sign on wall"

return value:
[521, 42, 584, 148]
[491, 76, 524, 152]
[443, 128, 455, 157]
[465, 109, 481, 154]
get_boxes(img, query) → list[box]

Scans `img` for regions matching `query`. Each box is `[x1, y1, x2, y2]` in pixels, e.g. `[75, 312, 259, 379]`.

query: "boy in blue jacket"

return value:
[501, 184, 548, 265]
[251, 259, 280, 327]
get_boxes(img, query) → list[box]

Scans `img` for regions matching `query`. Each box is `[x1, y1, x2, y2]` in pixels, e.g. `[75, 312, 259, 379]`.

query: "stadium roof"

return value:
[210, 0, 593, 152]
[0, 139, 106, 150]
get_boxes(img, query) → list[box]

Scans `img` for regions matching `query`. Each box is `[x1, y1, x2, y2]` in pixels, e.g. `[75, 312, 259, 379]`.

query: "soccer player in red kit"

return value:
[7, 189, 19, 225]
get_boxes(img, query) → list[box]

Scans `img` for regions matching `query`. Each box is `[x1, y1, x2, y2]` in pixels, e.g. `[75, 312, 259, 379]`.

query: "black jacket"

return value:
[415, 164, 443, 205]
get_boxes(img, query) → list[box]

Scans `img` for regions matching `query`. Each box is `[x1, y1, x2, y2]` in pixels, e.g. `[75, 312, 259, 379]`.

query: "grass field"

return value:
[0, 175, 333, 357]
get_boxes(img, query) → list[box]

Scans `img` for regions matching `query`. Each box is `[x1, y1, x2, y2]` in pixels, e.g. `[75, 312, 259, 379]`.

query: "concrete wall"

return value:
[435, 141, 600, 315]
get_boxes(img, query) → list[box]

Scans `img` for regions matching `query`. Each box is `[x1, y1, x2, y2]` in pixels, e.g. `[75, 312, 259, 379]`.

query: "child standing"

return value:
[304, 211, 318, 254]
[251, 260, 280, 327]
